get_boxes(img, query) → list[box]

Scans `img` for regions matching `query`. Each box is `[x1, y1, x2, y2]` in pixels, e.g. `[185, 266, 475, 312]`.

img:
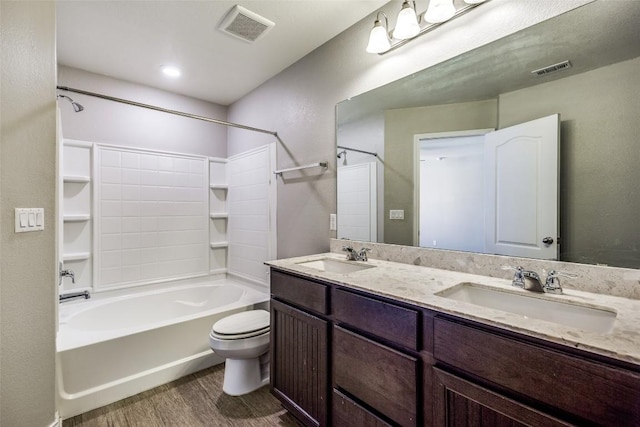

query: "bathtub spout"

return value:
[59, 290, 90, 303]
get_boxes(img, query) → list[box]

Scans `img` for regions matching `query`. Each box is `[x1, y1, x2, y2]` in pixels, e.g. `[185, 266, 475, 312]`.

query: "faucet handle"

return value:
[544, 270, 577, 294]
[358, 247, 371, 261]
[501, 265, 525, 288]
[342, 245, 356, 260]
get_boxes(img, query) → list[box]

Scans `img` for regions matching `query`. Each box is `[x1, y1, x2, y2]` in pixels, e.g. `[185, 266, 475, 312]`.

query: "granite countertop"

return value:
[267, 253, 640, 366]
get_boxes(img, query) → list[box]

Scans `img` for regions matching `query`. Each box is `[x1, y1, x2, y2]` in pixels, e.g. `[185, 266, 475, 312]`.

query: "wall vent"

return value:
[218, 5, 275, 43]
[531, 60, 572, 77]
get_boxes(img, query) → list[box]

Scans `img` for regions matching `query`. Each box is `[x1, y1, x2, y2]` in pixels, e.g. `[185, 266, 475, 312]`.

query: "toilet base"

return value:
[222, 353, 269, 396]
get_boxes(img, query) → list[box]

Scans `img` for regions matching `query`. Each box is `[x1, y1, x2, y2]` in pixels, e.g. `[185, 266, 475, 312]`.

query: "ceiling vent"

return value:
[531, 60, 572, 77]
[218, 5, 275, 43]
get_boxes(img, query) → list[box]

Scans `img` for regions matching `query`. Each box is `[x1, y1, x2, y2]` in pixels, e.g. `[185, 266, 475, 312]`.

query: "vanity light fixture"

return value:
[366, 12, 392, 54]
[393, 1, 420, 40]
[366, 0, 489, 55]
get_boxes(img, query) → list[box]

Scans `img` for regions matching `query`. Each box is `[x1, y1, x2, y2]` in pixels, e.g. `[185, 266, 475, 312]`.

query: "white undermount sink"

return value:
[437, 282, 617, 334]
[295, 258, 375, 274]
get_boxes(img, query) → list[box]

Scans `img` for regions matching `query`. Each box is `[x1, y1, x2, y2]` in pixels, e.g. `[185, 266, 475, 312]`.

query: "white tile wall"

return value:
[228, 146, 273, 284]
[96, 146, 208, 289]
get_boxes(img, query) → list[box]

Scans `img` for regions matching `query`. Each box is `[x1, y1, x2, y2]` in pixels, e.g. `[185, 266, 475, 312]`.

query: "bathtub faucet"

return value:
[59, 290, 90, 303]
[59, 266, 75, 285]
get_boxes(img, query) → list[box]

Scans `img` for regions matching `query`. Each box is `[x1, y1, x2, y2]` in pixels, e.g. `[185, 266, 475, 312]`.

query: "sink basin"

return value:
[437, 283, 617, 334]
[295, 258, 375, 274]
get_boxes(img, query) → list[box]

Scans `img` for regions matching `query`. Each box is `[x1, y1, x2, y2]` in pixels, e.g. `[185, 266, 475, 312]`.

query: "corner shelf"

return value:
[210, 184, 228, 190]
[61, 141, 93, 291]
[210, 213, 229, 219]
[63, 175, 91, 184]
[64, 214, 91, 222]
[63, 252, 91, 262]
[210, 242, 229, 249]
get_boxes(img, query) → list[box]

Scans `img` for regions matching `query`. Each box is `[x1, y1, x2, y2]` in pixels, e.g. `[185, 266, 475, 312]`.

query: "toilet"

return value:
[209, 309, 270, 396]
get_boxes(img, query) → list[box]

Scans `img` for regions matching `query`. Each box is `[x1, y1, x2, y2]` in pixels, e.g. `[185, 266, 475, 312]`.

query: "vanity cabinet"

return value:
[332, 289, 421, 427]
[270, 267, 640, 427]
[433, 317, 640, 426]
[270, 271, 330, 427]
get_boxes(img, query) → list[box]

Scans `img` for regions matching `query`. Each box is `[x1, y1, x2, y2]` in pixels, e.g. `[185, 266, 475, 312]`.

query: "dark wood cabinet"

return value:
[433, 317, 640, 426]
[333, 389, 393, 427]
[333, 326, 419, 426]
[433, 368, 571, 427]
[270, 297, 329, 426]
[270, 267, 640, 427]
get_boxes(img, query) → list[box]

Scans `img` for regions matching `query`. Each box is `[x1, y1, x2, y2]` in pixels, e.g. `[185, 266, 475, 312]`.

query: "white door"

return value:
[337, 163, 377, 242]
[484, 114, 559, 259]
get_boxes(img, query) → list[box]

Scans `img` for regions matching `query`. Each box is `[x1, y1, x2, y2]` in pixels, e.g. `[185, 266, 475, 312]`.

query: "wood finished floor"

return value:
[63, 364, 302, 427]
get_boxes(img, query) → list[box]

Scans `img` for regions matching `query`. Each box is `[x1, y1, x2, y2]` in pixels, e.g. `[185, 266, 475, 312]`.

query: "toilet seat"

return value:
[211, 309, 270, 340]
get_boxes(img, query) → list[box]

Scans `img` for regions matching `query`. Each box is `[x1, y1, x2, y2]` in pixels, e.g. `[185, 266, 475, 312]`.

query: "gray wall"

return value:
[226, 0, 590, 259]
[1, 2, 57, 426]
[58, 66, 228, 158]
[499, 56, 640, 267]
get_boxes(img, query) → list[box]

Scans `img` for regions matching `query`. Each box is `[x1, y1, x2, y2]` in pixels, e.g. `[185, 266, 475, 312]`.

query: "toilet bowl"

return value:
[209, 309, 270, 396]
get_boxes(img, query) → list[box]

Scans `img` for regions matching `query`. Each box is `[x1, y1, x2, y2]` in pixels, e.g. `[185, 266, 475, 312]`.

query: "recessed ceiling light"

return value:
[161, 66, 181, 78]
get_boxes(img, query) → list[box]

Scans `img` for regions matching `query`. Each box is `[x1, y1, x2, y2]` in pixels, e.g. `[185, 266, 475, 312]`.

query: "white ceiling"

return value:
[56, 0, 388, 106]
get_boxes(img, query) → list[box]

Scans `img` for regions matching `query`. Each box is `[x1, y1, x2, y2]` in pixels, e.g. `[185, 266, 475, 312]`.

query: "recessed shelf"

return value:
[210, 184, 228, 190]
[63, 175, 91, 183]
[63, 252, 91, 261]
[210, 213, 229, 219]
[210, 242, 229, 249]
[64, 214, 91, 222]
[209, 267, 228, 275]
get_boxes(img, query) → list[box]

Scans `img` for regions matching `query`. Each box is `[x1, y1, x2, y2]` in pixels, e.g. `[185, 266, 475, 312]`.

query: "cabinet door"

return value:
[333, 326, 418, 427]
[433, 368, 571, 427]
[270, 299, 328, 427]
[333, 389, 392, 427]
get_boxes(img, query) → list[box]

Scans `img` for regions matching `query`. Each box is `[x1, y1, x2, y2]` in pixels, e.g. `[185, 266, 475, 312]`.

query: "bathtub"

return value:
[56, 277, 269, 418]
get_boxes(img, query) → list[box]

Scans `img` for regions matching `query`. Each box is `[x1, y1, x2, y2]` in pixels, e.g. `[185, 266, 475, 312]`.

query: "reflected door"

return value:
[337, 163, 377, 242]
[484, 114, 559, 259]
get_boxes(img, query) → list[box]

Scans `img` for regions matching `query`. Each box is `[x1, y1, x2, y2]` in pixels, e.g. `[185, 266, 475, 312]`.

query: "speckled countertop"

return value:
[267, 253, 640, 366]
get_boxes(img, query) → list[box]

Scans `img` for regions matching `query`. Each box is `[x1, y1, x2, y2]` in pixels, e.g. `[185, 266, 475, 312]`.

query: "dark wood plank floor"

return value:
[63, 364, 302, 426]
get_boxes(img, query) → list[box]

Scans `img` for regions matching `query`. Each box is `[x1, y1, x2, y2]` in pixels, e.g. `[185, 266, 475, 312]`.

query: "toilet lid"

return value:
[211, 309, 270, 339]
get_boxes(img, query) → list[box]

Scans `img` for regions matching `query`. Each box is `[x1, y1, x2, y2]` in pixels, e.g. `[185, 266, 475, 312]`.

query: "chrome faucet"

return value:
[59, 266, 75, 285]
[544, 270, 577, 294]
[59, 290, 90, 303]
[502, 266, 576, 294]
[342, 245, 371, 261]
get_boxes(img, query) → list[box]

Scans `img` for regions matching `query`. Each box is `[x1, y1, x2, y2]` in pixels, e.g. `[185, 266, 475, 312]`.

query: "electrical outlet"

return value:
[329, 213, 337, 231]
[389, 209, 404, 220]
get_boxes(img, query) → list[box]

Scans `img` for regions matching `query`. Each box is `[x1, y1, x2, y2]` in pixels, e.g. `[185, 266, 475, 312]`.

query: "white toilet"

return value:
[209, 309, 270, 396]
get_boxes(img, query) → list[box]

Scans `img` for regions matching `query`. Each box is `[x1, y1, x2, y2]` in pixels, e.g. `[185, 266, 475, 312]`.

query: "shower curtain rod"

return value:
[337, 145, 378, 157]
[56, 86, 279, 138]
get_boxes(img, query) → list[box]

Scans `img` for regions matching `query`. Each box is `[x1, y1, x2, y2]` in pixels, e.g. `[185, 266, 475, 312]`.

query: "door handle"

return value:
[542, 237, 554, 245]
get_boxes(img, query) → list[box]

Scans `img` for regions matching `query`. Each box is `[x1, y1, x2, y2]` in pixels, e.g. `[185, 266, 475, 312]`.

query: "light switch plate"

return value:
[15, 208, 44, 233]
[329, 213, 337, 231]
[389, 209, 404, 220]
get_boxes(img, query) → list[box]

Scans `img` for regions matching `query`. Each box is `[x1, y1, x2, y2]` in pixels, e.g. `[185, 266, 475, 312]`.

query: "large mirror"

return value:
[336, 1, 640, 269]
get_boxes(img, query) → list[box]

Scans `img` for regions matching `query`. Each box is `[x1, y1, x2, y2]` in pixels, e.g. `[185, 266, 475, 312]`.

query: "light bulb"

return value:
[424, 0, 456, 24]
[366, 19, 391, 53]
[393, 1, 420, 40]
[161, 66, 181, 78]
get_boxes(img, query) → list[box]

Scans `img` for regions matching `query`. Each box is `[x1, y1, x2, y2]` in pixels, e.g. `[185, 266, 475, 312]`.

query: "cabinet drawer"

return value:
[271, 269, 328, 315]
[333, 326, 418, 427]
[333, 288, 419, 350]
[333, 389, 392, 427]
[434, 317, 640, 425]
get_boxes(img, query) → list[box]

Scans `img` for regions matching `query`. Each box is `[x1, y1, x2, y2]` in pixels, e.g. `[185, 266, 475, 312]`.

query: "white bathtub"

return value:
[56, 277, 269, 418]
